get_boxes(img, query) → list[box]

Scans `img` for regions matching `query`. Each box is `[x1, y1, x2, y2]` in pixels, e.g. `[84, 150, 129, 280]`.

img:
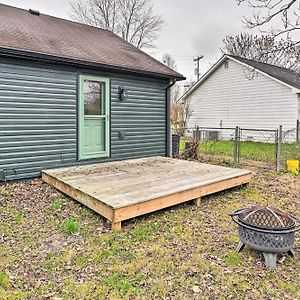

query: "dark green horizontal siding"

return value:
[0, 58, 168, 180]
[108, 75, 167, 161]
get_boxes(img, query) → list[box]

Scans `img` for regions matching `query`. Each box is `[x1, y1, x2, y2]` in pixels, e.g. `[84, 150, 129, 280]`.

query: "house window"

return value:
[83, 80, 104, 115]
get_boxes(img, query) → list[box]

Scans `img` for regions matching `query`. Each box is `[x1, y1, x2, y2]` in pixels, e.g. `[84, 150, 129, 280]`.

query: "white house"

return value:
[182, 55, 300, 140]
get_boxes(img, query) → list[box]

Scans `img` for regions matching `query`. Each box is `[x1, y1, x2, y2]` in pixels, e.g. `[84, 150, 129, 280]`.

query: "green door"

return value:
[79, 75, 110, 160]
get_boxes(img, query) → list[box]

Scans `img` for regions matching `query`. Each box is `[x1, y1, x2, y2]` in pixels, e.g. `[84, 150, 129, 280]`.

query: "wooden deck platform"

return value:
[42, 157, 251, 231]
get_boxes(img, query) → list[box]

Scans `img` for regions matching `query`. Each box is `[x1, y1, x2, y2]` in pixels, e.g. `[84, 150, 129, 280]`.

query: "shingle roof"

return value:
[228, 55, 300, 90]
[0, 4, 184, 79]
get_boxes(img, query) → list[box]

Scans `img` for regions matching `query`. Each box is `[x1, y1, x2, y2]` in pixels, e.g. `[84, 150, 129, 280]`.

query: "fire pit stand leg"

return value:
[288, 249, 295, 257]
[236, 241, 245, 253]
[263, 252, 277, 270]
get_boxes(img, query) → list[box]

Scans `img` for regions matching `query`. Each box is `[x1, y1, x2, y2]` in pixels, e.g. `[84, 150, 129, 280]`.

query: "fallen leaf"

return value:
[192, 285, 201, 294]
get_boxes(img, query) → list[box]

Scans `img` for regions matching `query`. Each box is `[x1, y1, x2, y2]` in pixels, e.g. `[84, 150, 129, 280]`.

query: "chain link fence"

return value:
[238, 128, 278, 167]
[172, 121, 300, 171]
[281, 126, 300, 165]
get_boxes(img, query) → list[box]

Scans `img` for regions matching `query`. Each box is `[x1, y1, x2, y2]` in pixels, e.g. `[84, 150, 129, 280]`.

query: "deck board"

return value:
[42, 157, 251, 230]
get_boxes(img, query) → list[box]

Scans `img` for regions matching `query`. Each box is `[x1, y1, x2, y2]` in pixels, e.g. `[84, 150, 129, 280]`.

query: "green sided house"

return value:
[0, 4, 184, 181]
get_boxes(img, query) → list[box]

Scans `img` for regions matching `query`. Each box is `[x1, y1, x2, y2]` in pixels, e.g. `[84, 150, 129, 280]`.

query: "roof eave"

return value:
[0, 46, 185, 81]
[292, 88, 300, 94]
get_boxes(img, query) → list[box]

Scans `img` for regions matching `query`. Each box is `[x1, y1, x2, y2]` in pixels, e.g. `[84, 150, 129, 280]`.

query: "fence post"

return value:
[196, 126, 201, 142]
[297, 119, 299, 143]
[234, 126, 240, 166]
[275, 129, 279, 172]
[276, 125, 282, 172]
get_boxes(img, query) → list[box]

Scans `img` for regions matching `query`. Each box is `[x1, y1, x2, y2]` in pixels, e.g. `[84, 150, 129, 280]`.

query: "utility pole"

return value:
[193, 55, 204, 81]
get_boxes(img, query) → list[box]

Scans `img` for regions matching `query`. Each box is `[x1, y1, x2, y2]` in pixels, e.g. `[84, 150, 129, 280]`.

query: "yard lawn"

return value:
[180, 139, 300, 162]
[0, 163, 299, 299]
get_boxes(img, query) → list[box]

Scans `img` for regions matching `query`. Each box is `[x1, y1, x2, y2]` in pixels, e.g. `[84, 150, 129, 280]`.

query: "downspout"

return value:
[166, 79, 176, 157]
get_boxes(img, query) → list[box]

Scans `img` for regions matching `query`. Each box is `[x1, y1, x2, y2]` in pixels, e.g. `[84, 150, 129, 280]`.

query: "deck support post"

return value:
[112, 221, 121, 232]
[193, 197, 201, 206]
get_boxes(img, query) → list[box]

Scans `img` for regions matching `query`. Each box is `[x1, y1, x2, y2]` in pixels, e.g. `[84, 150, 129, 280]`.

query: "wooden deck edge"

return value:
[114, 173, 252, 222]
[199, 173, 252, 197]
[113, 170, 252, 209]
[42, 172, 114, 221]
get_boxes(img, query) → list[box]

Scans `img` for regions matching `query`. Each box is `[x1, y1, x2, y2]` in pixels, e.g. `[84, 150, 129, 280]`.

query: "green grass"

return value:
[62, 219, 78, 235]
[225, 251, 242, 267]
[0, 272, 10, 288]
[106, 272, 132, 295]
[180, 139, 299, 162]
[238, 141, 276, 161]
[15, 211, 24, 224]
[52, 198, 62, 210]
[200, 140, 236, 156]
[282, 143, 300, 161]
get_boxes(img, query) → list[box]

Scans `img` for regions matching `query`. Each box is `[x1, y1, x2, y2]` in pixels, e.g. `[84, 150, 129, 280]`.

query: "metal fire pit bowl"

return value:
[230, 206, 299, 269]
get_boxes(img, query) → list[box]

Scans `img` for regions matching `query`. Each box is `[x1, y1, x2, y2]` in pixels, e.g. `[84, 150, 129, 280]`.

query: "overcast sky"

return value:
[1, 0, 263, 82]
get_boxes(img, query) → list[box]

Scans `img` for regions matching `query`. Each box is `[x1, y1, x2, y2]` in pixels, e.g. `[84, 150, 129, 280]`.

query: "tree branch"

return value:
[70, 0, 164, 49]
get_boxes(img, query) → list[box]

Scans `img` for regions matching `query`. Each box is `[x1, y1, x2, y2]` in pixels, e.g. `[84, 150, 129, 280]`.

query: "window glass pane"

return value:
[84, 80, 104, 115]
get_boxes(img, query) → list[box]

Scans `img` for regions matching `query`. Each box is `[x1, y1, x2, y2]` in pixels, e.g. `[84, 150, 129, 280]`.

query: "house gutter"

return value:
[166, 79, 176, 157]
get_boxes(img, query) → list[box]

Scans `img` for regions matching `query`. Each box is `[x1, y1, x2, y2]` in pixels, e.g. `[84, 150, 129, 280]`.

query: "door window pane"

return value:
[84, 80, 104, 115]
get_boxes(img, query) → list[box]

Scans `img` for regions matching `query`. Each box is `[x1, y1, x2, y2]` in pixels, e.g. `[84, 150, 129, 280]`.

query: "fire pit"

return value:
[230, 206, 299, 269]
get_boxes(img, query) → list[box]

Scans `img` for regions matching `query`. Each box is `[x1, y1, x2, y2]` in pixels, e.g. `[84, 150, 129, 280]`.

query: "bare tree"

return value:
[162, 53, 180, 103]
[183, 79, 196, 91]
[161, 53, 191, 133]
[70, 0, 164, 49]
[237, 0, 300, 41]
[170, 98, 192, 135]
[222, 33, 300, 71]
[162, 53, 177, 71]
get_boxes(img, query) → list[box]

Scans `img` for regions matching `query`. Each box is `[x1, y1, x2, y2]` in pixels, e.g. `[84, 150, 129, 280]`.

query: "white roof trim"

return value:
[180, 54, 298, 101]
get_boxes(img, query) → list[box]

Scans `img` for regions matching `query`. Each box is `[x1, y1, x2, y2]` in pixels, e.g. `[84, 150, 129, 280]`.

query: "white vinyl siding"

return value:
[188, 59, 298, 130]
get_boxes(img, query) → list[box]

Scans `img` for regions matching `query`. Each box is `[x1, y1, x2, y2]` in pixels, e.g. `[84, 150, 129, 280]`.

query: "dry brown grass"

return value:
[0, 162, 299, 299]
